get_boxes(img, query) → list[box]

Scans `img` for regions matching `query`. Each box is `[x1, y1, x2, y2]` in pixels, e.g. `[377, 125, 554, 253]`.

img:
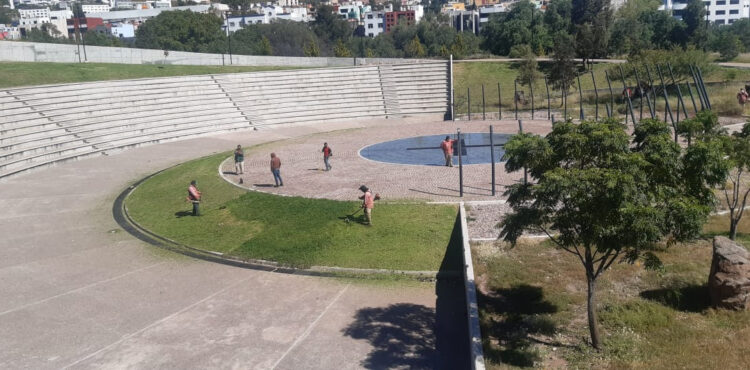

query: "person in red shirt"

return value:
[358, 185, 374, 226]
[322, 142, 333, 171]
[440, 136, 456, 167]
[187, 180, 201, 216]
[270, 153, 283, 187]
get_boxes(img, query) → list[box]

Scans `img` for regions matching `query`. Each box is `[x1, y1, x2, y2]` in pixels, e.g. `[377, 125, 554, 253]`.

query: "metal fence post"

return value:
[490, 125, 496, 196]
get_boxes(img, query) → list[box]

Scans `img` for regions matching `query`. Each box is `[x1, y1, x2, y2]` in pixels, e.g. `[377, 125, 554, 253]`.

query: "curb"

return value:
[113, 162, 459, 281]
[459, 202, 487, 370]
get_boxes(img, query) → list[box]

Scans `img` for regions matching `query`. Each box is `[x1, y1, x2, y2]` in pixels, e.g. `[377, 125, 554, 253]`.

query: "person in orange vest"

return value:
[187, 180, 201, 216]
[440, 136, 456, 167]
[322, 142, 333, 171]
[358, 185, 375, 226]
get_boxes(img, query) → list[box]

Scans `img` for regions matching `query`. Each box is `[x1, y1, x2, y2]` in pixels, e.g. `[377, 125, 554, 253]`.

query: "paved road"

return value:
[0, 118, 468, 369]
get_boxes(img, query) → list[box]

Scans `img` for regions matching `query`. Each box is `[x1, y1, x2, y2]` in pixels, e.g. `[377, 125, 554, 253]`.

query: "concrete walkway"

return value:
[0, 117, 468, 369]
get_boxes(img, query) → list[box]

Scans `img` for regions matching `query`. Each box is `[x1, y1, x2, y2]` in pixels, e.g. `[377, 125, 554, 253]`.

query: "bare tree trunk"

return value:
[730, 218, 738, 240]
[587, 273, 601, 349]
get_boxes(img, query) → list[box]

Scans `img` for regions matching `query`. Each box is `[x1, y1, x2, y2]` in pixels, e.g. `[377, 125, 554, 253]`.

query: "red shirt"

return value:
[441, 140, 454, 154]
[270, 157, 281, 170]
[322, 146, 332, 157]
[362, 191, 374, 209]
[188, 185, 201, 201]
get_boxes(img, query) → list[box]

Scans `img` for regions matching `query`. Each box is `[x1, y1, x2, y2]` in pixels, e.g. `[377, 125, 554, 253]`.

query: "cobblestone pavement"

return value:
[222, 118, 553, 202]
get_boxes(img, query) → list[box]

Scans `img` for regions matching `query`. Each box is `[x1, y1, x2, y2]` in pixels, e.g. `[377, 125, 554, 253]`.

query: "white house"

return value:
[363, 10, 385, 37]
[18, 7, 51, 19]
[110, 22, 134, 37]
[82, 4, 110, 14]
[660, 0, 750, 25]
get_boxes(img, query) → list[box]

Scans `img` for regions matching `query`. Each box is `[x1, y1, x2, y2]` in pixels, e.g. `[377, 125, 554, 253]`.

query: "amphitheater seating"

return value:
[0, 61, 449, 179]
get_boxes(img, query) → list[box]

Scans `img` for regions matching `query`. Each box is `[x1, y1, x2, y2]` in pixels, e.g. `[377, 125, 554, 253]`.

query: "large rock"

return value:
[709, 237, 750, 310]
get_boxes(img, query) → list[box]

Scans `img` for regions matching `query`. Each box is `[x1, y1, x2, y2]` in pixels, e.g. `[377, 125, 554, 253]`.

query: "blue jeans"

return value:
[324, 156, 331, 171]
[272, 169, 283, 186]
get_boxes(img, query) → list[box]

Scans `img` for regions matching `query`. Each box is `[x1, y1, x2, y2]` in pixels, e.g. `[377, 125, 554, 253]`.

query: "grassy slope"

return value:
[0, 62, 297, 88]
[453, 61, 750, 117]
[125, 152, 457, 271]
[474, 238, 750, 369]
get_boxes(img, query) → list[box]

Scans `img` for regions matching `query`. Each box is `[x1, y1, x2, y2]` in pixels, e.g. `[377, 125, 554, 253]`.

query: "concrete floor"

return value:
[0, 117, 474, 369]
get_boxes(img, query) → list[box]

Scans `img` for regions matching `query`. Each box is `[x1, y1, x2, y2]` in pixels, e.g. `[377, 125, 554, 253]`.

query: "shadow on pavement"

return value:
[342, 212, 470, 369]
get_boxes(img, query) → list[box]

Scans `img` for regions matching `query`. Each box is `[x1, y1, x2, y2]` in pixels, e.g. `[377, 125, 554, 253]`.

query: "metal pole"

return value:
[482, 84, 486, 120]
[452, 88, 456, 121]
[668, 64, 689, 120]
[685, 82, 698, 115]
[467, 87, 471, 121]
[656, 65, 676, 138]
[498, 82, 502, 119]
[577, 74, 584, 120]
[634, 67, 652, 119]
[605, 70, 615, 119]
[450, 55, 454, 120]
[530, 78, 535, 119]
[514, 80, 518, 120]
[696, 66, 711, 110]
[619, 66, 636, 125]
[633, 67, 643, 120]
[645, 65, 658, 114]
[458, 129, 463, 197]
[689, 65, 705, 111]
[563, 83, 568, 121]
[590, 70, 599, 121]
[490, 125, 496, 196]
[519, 120, 527, 185]
[545, 76, 551, 120]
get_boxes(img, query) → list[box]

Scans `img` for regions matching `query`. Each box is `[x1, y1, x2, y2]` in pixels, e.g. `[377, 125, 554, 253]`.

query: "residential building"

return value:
[86, 5, 210, 24]
[363, 10, 385, 37]
[441, 2, 465, 12]
[82, 4, 111, 14]
[0, 24, 21, 39]
[660, 0, 750, 25]
[404, 4, 423, 22]
[110, 22, 134, 37]
[277, 0, 299, 6]
[18, 7, 51, 19]
[384, 10, 414, 32]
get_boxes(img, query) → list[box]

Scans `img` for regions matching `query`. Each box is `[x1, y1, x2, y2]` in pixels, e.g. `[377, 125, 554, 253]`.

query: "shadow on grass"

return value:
[478, 284, 559, 367]
[640, 284, 710, 313]
[174, 211, 193, 218]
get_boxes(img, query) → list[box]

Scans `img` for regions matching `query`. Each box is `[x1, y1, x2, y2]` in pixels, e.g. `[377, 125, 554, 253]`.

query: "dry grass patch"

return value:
[473, 238, 750, 369]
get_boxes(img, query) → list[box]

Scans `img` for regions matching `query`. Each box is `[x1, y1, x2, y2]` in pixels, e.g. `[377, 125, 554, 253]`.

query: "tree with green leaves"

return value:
[313, 4, 352, 44]
[481, 0, 551, 56]
[0, 0, 18, 25]
[716, 120, 750, 240]
[509, 44, 541, 87]
[404, 35, 426, 58]
[501, 118, 727, 349]
[303, 38, 320, 57]
[333, 38, 352, 57]
[135, 10, 226, 53]
[548, 33, 577, 91]
[682, 0, 708, 49]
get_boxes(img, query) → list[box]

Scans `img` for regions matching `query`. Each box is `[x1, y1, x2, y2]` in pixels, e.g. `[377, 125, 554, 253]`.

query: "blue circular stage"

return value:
[359, 133, 512, 166]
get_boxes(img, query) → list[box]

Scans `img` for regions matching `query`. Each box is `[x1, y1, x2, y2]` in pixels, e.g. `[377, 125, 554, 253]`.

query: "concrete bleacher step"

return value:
[0, 110, 246, 157]
[0, 62, 449, 179]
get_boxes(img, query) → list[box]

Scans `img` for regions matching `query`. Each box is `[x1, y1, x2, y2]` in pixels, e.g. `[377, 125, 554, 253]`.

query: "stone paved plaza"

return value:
[222, 117, 553, 202]
[1, 116, 532, 369]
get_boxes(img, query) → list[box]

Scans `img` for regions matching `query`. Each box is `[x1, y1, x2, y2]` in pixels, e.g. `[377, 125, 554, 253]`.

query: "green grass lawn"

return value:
[473, 237, 750, 369]
[0, 62, 299, 88]
[125, 152, 458, 271]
